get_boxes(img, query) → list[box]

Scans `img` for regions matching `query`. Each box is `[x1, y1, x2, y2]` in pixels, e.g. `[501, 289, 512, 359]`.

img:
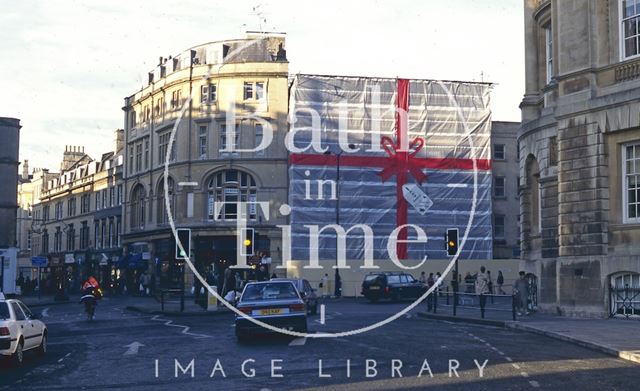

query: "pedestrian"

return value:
[270, 271, 277, 279]
[486, 270, 493, 294]
[514, 271, 529, 315]
[419, 271, 427, 284]
[464, 272, 474, 293]
[141, 271, 151, 296]
[334, 269, 342, 298]
[496, 270, 505, 294]
[320, 273, 329, 298]
[435, 272, 442, 296]
[475, 266, 490, 310]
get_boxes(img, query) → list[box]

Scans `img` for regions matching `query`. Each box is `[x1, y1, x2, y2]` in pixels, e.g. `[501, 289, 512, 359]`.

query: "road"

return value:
[1, 296, 638, 390]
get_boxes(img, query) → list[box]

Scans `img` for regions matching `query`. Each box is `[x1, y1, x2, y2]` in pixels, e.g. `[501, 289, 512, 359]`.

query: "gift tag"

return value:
[402, 184, 432, 215]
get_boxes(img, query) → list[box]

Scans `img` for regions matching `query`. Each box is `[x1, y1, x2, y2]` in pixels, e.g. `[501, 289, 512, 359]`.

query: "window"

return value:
[102, 190, 107, 210]
[67, 197, 76, 217]
[154, 97, 164, 117]
[54, 227, 62, 252]
[42, 205, 50, 222]
[42, 229, 49, 253]
[158, 132, 176, 164]
[624, 143, 640, 223]
[549, 136, 558, 166]
[207, 170, 257, 221]
[80, 194, 90, 214]
[493, 144, 505, 160]
[116, 218, 121, 247]
[94, 222, 99, 249]
[494, 176, 506, 198]
[201, 84, 217, 103]
[55, 202, 63, 220]
[255, 123, 264, 156]
[27, 231, 31, 250]
[66, 223, 75, 251]
[11, 303, 26, 321]
[108, 219, 114, 248]
[117, 184, 123, 205]
[130, 110, 137, 128]
[494, 215, 505, 239]
[622, 0, 640, 59]
[220, 124, 239, 155]
[199, 125, 208, 159]
[243, 82, 253, 100]
[144, 139, 150, 170]
[95, 192, 101, 210]
[545, 26, 553, 83]
[256, 82, 265, 100]
[128, 145, 134, 174]
[100, 220, 106, 249]
[80, 221, 89, 249]
[171, 90, 182, 109]
[157, 177, 175, 225]
[135, 142, 142, 172]
[131, 184, 146, 229]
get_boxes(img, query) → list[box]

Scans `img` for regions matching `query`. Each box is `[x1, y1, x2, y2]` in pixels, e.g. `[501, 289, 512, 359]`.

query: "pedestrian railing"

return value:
[427, 286, 518, 321]
[160, 288, 185, 312]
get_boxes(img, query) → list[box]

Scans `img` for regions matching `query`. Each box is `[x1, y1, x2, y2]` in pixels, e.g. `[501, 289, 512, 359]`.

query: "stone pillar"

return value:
[0, 117, 20, 248]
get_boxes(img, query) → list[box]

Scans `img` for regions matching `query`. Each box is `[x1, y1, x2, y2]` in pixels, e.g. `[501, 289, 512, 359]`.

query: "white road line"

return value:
[529, 380, 540, 388]
[320, 304, 326, 325]
[289, 337, 307, 346]
[521, 372, 529, 378]
[150, 315, 212, 338]
[447, 183, 468, 188]
[41, 308, 50, 318]
[505, 357, 513, 362]
[512, 363, 521, 369]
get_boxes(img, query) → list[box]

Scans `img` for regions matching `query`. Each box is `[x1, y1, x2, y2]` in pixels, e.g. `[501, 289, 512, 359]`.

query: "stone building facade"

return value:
[520, 0, 640, 317]
[121, 33, 289, 289]
[492, 121, 521, 260]
[30, 137, 124, 293]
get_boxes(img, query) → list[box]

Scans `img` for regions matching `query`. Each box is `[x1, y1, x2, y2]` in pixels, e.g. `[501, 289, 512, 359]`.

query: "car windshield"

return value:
[241, 282, 299, 302]
[364, 275, 381, 282]
[0, 303, 9, 320]
[387, 275, 401, 284]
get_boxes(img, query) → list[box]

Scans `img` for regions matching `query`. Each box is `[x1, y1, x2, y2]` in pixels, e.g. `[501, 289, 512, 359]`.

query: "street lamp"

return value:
[324, 143, 357, 298]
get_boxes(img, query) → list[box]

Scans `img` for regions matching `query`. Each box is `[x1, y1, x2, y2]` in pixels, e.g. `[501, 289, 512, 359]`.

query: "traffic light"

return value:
[446, 228, 459, 256]
[175, 228, 191, 259]
[240, 228, 254, 256]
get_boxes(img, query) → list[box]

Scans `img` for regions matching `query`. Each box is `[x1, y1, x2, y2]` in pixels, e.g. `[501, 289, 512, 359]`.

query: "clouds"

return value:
[0, 0, 524, 170]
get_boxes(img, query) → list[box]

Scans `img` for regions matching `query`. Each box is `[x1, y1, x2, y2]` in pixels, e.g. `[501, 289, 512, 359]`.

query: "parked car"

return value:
[361, 272, 427, 302]
[270, 278, 318, 315]
[0, 293, 47, 366]
[235, 281, 308, 342]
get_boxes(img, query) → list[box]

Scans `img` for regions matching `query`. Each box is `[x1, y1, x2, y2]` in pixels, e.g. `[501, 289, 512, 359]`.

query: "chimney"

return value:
[22, 159, 29, 179]
[114, 129, 125, 152]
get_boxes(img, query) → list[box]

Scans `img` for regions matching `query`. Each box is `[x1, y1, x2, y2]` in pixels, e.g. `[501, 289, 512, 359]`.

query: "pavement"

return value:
[417, 299, 640, 365]
[2, 296, 639, 390]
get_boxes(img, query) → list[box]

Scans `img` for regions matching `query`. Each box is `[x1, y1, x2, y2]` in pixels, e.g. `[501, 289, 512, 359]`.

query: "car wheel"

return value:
[13, 340, 24, 366]
[37, 333, 47, 356]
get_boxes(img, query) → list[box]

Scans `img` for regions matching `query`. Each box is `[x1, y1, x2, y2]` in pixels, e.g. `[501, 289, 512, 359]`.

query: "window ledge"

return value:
[610, 223, 640, 232]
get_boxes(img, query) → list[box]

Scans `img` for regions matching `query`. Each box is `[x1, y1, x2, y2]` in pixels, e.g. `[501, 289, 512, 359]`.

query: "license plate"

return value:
[369, 286, 380, 290]
[258, 308, 284, 316]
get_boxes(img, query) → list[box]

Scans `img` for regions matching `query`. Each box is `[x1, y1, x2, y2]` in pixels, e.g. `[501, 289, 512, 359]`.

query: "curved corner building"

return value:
[121, 33, 289, 288]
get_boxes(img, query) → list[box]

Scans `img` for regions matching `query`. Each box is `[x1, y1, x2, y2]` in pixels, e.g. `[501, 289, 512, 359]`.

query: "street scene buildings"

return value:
[1, 2, 640, 390]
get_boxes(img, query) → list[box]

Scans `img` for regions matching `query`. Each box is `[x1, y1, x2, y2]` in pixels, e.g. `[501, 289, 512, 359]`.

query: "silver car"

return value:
[0, 295, 47, 366]
[235, 281, 308, 342]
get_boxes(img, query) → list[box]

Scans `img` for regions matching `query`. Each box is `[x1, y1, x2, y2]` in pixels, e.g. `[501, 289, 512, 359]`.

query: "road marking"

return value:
[529, 380, 540, 388]
[57, 352, 71, 363]
[150, 315, 212, 338]
[41, 308, 49, 318]
[320, 304, 326, 325]
[447, 183, 468, 188]
[521, 372, 529, 378]
[512, 363, 521, 369]
[505, 357, 513, 362]
[289, 337, 307, 346]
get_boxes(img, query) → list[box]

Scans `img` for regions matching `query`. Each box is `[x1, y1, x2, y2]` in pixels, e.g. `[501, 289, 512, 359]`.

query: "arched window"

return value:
[131, 184, 146, 229]
[157, 177, 175, 224]
[206, 170, 257, 221]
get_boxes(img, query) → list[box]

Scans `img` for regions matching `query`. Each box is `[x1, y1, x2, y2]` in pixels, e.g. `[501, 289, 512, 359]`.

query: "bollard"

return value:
[512, 293, 517, 321]
[480, 294, 486, 319]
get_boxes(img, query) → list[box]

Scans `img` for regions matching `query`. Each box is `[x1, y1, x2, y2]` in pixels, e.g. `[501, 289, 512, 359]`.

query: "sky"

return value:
[0, 0, 524, 171]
